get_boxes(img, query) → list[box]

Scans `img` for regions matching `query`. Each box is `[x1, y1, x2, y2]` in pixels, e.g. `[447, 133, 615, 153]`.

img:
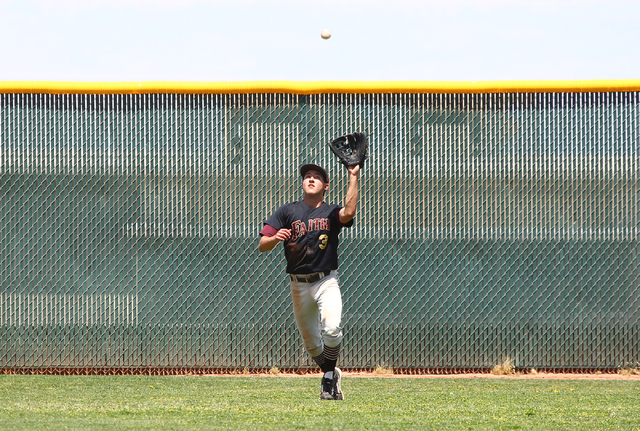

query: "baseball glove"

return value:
[328, 132, 368, 168]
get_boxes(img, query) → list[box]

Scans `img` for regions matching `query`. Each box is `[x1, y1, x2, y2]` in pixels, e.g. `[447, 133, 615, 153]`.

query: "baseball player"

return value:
[258, 162, 360, 400]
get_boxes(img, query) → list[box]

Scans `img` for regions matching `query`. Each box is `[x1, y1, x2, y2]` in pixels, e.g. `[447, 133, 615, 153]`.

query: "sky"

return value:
[1, 0, 638, 82]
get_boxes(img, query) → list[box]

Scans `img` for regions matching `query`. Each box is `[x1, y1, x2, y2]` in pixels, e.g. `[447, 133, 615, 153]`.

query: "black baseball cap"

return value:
[300, 164, 328, 183]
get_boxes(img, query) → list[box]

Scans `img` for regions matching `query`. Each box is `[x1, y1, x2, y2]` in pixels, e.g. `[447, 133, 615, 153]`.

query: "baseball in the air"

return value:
[321, 29, 331, 39]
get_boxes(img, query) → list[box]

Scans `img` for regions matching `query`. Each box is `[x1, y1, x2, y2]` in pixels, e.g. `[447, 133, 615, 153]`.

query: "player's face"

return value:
[302, 170, 329, 196]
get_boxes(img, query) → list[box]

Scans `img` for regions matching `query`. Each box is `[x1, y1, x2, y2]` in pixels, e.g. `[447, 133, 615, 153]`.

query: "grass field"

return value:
[0, 374, 638, 430]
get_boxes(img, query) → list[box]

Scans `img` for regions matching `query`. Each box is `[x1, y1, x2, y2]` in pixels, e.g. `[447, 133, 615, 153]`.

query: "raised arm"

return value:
[338, 165, 360, 224]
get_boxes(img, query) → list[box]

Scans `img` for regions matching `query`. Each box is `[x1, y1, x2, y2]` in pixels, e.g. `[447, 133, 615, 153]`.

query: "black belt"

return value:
[289, 271, 330, 284]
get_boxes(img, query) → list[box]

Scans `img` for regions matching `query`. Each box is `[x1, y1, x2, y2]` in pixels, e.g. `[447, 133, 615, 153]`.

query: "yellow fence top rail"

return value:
[1, 80, 639, 95]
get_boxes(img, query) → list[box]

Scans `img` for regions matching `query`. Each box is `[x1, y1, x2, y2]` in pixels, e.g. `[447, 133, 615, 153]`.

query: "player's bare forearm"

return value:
[339, 165, 360, 224]
[258, 229, 291, 252]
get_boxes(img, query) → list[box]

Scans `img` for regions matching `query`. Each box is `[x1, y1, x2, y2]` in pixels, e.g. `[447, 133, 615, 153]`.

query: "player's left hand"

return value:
[347, 164, 360, 176]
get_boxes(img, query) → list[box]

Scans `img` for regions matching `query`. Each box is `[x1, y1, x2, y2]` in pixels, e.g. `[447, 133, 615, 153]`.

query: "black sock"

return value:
[323, 344, 340, 373]
[312, 352, 327, 372]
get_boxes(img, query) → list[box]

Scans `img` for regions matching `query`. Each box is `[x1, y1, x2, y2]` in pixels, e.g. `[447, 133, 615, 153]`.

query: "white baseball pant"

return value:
[289, 270, 343, 358]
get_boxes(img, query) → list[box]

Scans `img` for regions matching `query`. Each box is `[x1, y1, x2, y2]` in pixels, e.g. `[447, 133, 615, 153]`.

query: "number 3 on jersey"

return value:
[319, 234, 328, 250]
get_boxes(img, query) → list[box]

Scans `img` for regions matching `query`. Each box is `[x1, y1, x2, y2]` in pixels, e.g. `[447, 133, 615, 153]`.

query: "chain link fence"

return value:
[1, 91, 638, 373]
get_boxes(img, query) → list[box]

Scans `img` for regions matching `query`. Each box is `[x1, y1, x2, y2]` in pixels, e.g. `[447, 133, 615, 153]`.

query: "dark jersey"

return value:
[260, 201, 353, 274]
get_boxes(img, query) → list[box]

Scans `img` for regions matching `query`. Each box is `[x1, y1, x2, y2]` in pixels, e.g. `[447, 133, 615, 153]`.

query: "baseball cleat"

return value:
[332, 367, 344, 400]
[320, 375, 334, 400]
